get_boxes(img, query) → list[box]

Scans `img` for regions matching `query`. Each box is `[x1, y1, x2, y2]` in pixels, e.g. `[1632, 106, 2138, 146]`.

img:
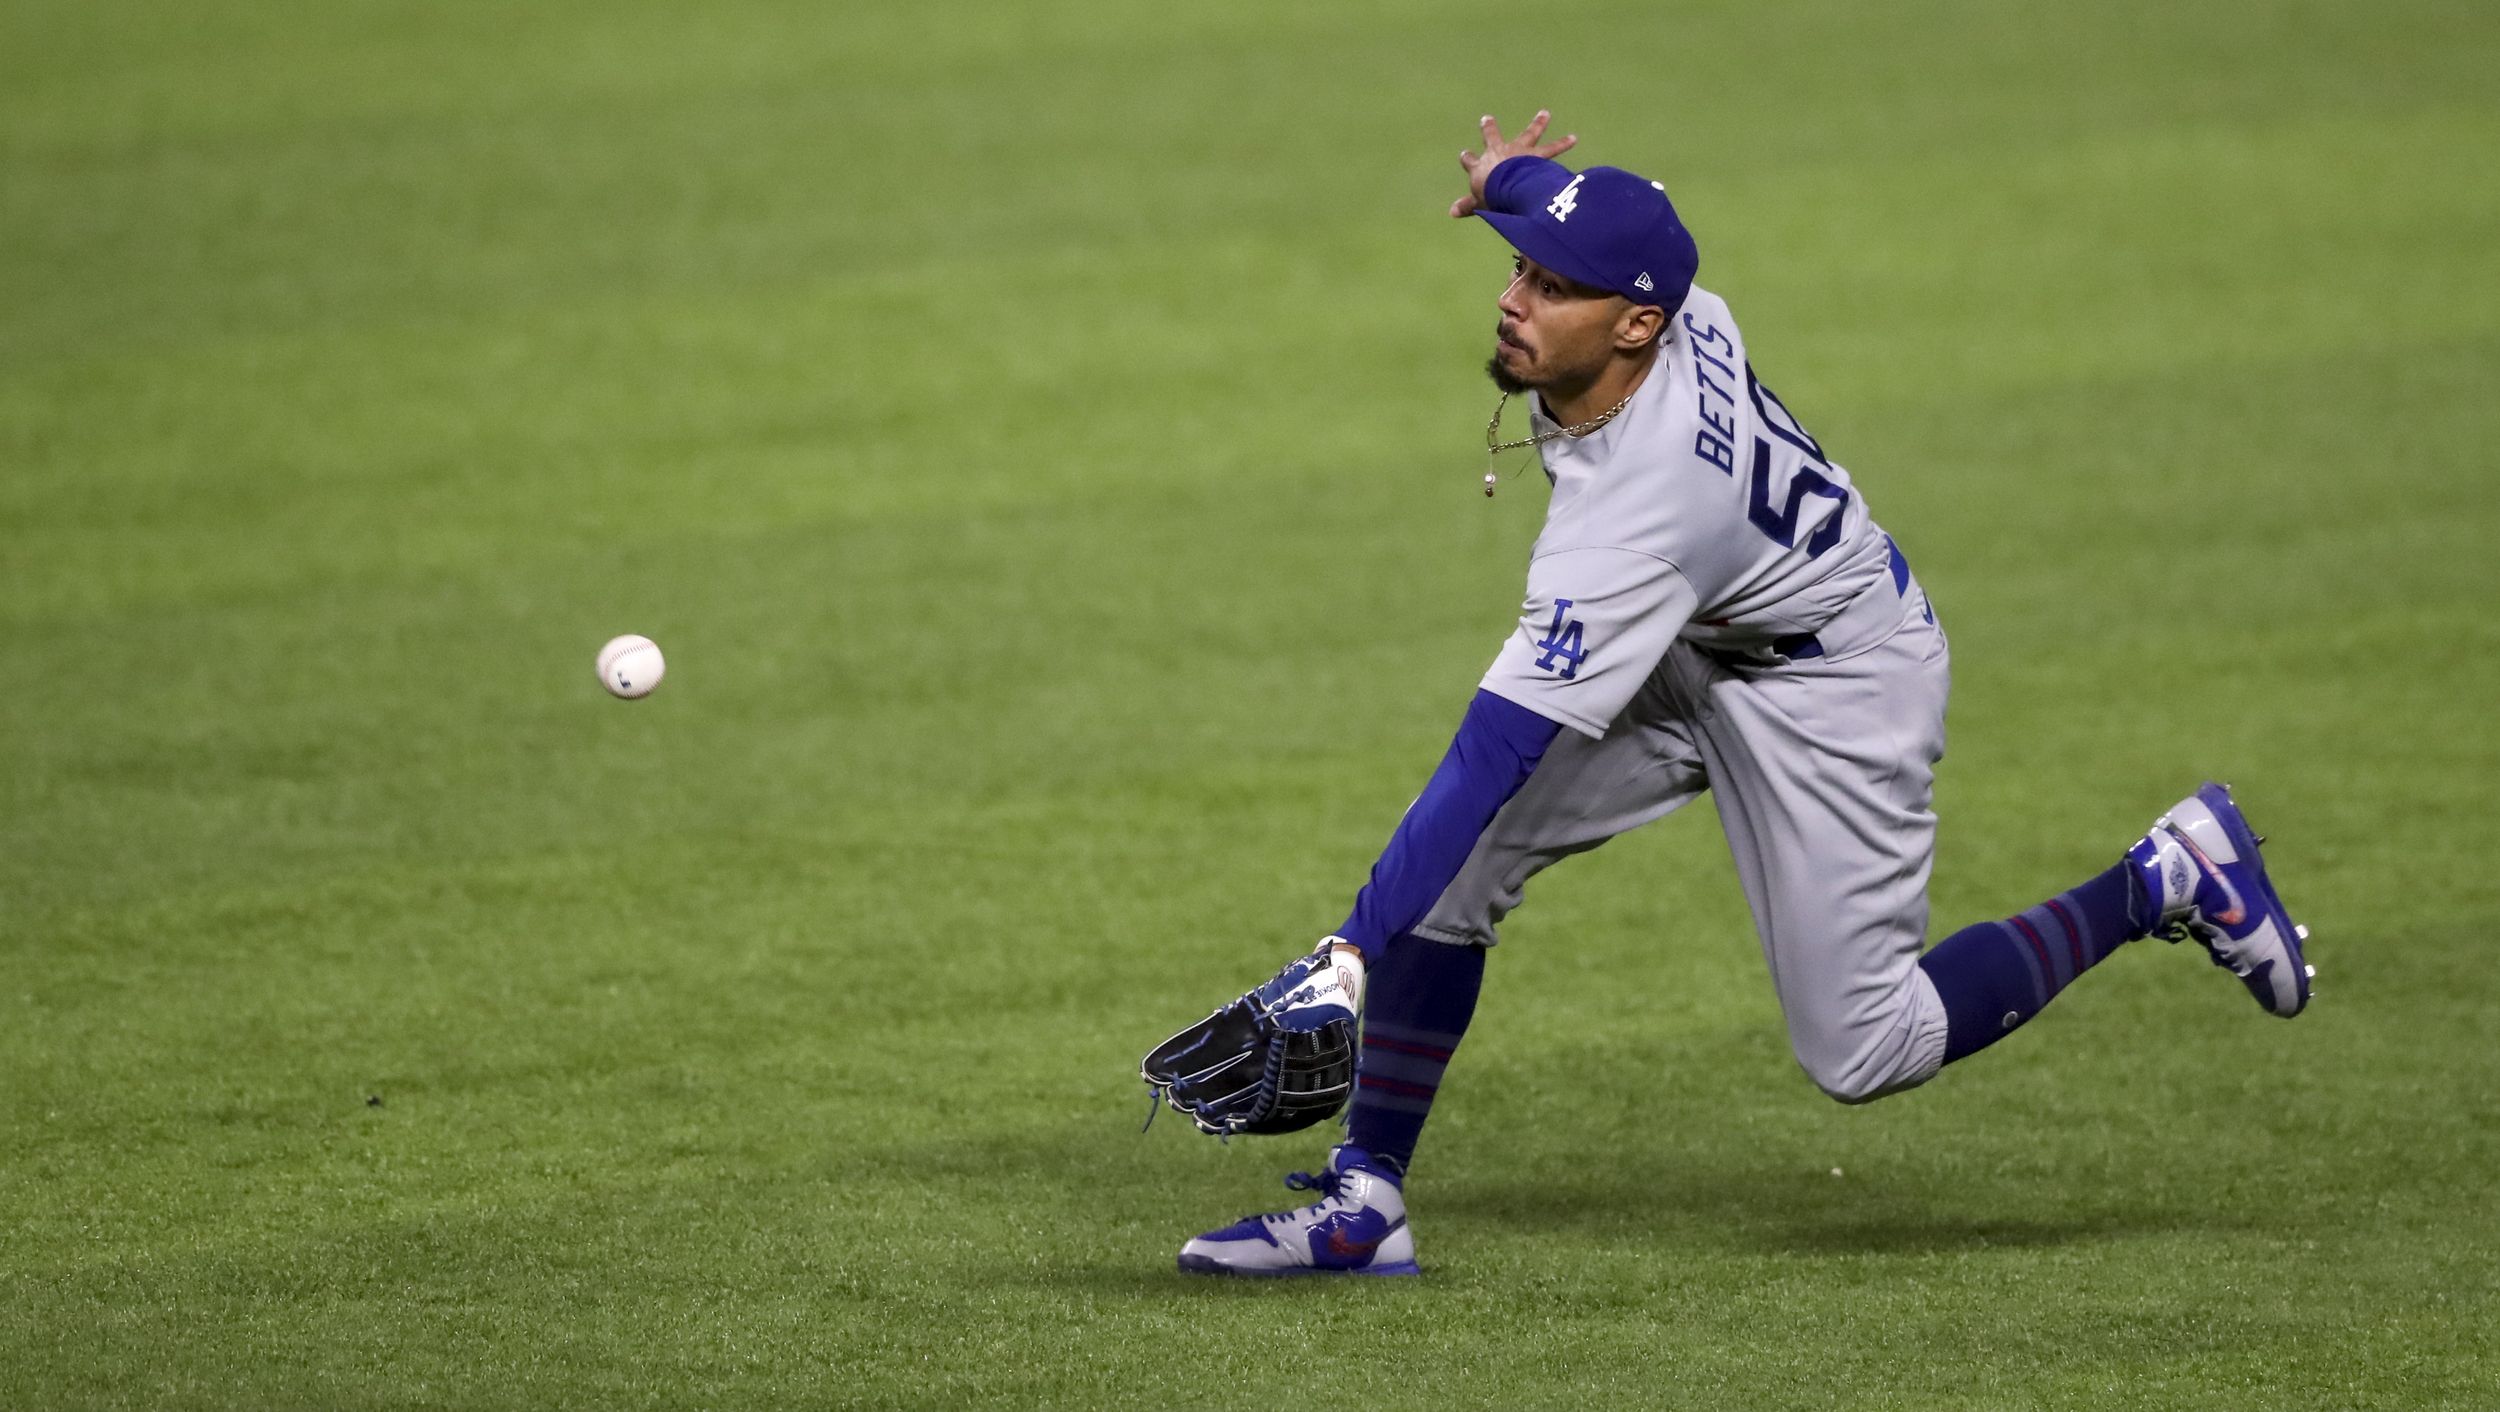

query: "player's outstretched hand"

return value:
[1450, 110, 1578, 218]
[1138, 941, 1366, 1138]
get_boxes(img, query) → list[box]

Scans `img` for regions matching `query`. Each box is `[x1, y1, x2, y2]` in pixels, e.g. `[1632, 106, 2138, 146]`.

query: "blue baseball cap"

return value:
[1477, 156, 1699, 312]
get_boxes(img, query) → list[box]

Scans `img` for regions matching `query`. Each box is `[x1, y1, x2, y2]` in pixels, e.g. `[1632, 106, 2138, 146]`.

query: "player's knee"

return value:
[1790, 972, 1949, 1105]
[1801, 1059, 1899, 1106]
[1794, 1034, 1937, 1106]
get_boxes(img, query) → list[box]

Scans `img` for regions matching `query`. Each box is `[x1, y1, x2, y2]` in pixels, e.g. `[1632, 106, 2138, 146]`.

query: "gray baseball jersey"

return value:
[1479, 285, 1895, 736]
[1425, 284, 1958, 1102]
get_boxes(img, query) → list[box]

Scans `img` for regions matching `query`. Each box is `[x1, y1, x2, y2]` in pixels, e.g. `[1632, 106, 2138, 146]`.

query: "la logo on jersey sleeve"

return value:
[1533, 599, 1587, 679]
[1482, 548, 1699, 741]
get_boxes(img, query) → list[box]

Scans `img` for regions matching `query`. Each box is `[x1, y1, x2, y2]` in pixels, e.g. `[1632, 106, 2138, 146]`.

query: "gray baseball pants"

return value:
[1414, 580, 1954, 1102]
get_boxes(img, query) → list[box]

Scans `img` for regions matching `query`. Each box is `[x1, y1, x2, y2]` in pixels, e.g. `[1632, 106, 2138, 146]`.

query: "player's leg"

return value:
[1360, 666, 1708, 1172]
[1912, 865, 2140, 1067]
[1177, 672, 1706, 1277]
[1923, 781, 2314, 1053]
[1682, 610, 1962, 1101]
[1340, 931, 1484, 1182]
[1697, 614, 2171, 1096]
[1696, 607, 2311, 1103]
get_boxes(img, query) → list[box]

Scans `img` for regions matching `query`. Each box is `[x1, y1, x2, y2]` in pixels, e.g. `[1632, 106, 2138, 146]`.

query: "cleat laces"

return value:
[1255, 1168, 1346, 1226]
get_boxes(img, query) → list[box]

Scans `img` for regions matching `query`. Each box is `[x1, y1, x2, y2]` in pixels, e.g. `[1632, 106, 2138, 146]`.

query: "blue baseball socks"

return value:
[1351, 866, 2153, 1165]
[1345, 932, 1487, 1179]
[1918, 861, 2149, 1062]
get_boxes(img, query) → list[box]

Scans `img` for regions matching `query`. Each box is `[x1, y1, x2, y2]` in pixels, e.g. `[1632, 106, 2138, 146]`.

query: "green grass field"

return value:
[7, 1, 2498, 1406]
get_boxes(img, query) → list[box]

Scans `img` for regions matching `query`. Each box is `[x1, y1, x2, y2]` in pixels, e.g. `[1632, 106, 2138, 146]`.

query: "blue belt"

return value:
[1749, 538, 1925, 664]
[1770, 629, 1827, 661]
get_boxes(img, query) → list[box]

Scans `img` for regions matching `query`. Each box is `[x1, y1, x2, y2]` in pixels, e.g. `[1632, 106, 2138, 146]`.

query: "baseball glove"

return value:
[1140, 942, 1364, 1138]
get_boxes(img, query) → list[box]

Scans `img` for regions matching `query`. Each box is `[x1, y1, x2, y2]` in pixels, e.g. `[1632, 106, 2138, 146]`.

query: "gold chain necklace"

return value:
[1482, 387, 1637, 497]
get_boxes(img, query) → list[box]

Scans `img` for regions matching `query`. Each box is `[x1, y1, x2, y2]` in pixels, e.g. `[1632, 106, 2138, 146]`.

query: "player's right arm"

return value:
[1448, 110, 1577, 219]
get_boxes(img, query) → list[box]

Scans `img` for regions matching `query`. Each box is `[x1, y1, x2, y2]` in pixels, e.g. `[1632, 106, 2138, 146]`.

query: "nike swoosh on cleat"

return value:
[2179, 834, 2247, 927]
[1325, 1229, 1384, 1260]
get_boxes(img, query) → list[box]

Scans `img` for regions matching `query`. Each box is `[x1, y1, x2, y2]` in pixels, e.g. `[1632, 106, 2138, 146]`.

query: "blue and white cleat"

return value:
[2126, 781, 2314, 1016]
[1177, 1144, 1419, 1278]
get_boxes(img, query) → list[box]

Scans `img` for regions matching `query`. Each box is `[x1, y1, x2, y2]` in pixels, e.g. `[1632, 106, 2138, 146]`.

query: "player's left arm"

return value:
[1142, 552, 1691, 1133]
[1326, 547, 1698, 960]
[1138, 694, 1555, 1136]
[1329, 688, 1562, 957]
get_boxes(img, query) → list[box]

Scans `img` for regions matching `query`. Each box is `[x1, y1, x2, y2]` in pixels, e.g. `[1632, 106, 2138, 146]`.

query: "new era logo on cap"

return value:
[1477, 157, 1700, 312]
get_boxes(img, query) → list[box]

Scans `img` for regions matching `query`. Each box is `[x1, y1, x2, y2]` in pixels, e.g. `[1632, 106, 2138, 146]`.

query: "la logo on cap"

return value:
[1546, 174, 1585, 222]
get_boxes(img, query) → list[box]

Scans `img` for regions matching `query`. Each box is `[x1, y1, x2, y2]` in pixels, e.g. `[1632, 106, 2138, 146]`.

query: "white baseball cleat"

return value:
[2126, 781, 2313, 1016]
[1177, 1144, 1419, 1277]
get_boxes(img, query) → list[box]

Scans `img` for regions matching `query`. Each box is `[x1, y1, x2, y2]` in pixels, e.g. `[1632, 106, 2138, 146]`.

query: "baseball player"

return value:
[1149, 112, 2314, 1278]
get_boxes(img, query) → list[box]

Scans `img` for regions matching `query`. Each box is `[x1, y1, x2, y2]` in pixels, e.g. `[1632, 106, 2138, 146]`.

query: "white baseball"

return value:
[595, 634, 666, 699]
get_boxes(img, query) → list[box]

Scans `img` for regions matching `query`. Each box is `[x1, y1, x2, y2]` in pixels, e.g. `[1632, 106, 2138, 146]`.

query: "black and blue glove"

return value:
[1140, 941, 1365, 1137]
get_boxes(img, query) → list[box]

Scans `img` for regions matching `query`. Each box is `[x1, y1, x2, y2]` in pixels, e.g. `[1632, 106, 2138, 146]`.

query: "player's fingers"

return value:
[1532, 133, 1578, 159]
[1519, 109, 1551, 145]
[1450, 195, 1479, 218]
[1457, 147, 1478, 170]
[1478, 113, 1504, 147]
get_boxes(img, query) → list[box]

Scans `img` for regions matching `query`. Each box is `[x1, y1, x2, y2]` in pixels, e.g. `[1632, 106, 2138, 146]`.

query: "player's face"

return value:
[1488, 256, 1634, 395]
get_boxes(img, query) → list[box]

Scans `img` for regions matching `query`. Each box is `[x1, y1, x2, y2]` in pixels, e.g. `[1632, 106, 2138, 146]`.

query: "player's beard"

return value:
[1488, 321, 1538, 394]
[1486, 351, 1531, 395]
